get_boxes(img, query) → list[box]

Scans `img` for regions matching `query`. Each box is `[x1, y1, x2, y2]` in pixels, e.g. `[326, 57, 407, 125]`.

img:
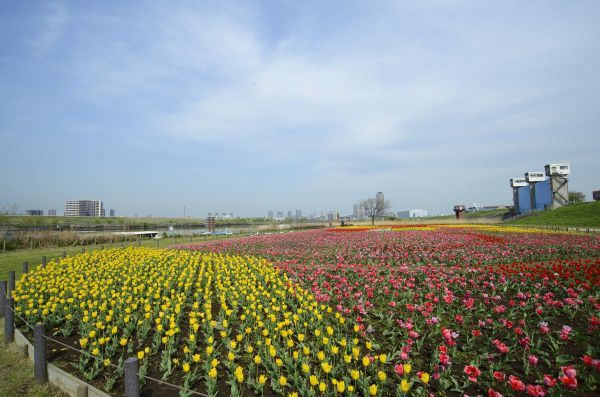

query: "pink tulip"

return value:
[528, 355, 538, 365]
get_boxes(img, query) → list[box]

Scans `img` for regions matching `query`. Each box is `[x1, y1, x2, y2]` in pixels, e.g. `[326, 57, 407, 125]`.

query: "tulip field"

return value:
[11, 225, 600, 396]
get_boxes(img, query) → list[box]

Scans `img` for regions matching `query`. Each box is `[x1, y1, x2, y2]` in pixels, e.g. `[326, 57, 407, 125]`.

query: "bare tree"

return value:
[360, 198, 391, 226]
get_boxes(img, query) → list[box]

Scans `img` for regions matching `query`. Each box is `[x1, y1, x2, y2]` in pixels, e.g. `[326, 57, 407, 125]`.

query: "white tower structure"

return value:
[545, 163, 570, 208]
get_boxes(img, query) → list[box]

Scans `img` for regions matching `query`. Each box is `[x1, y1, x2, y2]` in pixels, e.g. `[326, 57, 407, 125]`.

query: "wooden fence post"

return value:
[8, 271, 15, 298]
[124, 357, 140, 397]
[22, 261, 29, 274]
[4, 298, 14, 344]
[42, 256, 47, 267]
[0, 280, 6, 319]
[34, 323, 47, 383]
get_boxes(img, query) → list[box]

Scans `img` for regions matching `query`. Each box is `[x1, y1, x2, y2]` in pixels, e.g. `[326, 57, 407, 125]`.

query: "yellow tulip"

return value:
[400, 379, 410, 392]
[369, 384, 378, 396]
[208, 367, 217, 378]
[235, 366, 244, 382]
[403, 363, 412, 375]
[319, 382, 327, 392]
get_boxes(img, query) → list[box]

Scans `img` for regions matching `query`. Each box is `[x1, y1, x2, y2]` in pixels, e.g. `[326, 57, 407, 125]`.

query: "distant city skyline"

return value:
[1, 2, 599, 216]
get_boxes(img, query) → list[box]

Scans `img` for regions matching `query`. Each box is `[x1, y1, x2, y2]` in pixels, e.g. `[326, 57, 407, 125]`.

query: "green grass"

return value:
[507, 201, 600, 228]
[0, 233, 249, 281]
[0, 319, 65, 397]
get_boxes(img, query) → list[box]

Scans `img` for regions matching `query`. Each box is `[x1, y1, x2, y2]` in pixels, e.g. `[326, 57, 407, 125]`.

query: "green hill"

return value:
[507, 201, 600, 228]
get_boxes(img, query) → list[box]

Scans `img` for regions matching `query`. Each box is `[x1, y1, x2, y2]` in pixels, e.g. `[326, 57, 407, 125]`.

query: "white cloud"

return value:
[7, 1, 597, 214]
[31, 1, 67, 56]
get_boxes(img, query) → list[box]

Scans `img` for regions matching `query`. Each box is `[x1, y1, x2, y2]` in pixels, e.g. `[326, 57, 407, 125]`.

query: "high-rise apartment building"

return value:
[65, 200, 105, 217]
[47, 209, 57, 216]
[376, 191, 384, 206]
[295, 209, 302, 219]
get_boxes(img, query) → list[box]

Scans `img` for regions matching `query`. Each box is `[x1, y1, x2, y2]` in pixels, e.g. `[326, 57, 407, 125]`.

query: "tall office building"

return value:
[47, 209, 56, 216]
[287, 210, 292, 218]
[295, 209, 302, 219]
[376, 191, 384, 206]
[64, 200, 105, 217]
[109, 209, 116, 217]
[268, 210, 274, 219]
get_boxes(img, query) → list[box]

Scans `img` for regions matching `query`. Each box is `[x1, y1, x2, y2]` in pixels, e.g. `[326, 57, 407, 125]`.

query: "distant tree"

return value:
[569, 191, 586, 203]
[360, 197, 391, 226]
[4, 203, 20, 215]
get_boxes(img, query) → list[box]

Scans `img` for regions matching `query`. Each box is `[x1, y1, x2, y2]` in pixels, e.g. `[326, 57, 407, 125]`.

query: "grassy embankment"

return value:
[507, 201, 600, 228]
[0, 214, 270, 228]
[0, 318, 65, 397]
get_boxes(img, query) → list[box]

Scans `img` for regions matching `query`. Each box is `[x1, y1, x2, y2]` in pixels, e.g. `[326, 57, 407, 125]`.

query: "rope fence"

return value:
[2, 301, 210, 397]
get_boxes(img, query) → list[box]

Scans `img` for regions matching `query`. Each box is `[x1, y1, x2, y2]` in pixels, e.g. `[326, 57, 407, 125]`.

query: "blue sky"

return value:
[1, 1, 599, 217]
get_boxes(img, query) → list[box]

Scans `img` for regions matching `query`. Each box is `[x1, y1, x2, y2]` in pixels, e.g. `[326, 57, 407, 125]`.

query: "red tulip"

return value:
[463, 365, 481, 382]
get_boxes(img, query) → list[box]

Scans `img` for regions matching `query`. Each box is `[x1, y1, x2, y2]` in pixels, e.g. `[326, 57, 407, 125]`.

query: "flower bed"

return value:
[11, 226, 600, 396]
[187, 227, 600, 396]
[13, 248, 395, 396]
